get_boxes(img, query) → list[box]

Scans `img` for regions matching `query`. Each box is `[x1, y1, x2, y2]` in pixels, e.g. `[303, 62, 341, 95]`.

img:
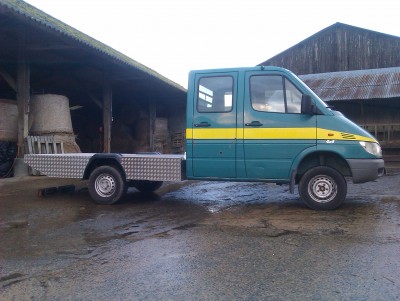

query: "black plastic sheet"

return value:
[0, 141, 17, 177]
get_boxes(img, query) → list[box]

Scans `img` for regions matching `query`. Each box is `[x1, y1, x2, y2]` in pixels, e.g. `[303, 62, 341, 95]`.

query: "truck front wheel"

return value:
[88, 166, 127, 205]
[299, 166, 347, 210]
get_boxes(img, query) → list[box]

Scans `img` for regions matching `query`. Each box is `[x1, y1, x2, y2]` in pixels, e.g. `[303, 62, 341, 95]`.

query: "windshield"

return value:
[287, 70, 331, 110]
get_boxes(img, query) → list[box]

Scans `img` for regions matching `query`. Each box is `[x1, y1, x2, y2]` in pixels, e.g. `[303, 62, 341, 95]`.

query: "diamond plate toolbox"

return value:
[122, 154, 184, 181]
[24, 154, 93, 178]
[24, 153, 185, 181]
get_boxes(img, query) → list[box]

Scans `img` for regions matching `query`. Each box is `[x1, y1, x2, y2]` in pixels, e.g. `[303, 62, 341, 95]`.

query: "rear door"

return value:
[191, 72, 238, 178]
[244, 71, 317, 180]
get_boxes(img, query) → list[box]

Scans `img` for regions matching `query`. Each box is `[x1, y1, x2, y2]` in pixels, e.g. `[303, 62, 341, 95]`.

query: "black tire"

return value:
[299, 166, 347, 210]
[88, 166, 127, 205]
[131, 180, 163, 193]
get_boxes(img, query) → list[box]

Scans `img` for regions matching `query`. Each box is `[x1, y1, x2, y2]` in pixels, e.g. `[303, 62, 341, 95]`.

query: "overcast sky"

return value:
[25, 0, 400, 88]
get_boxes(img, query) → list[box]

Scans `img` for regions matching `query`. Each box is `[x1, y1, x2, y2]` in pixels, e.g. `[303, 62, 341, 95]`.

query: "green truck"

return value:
[25, 66, 385, 210]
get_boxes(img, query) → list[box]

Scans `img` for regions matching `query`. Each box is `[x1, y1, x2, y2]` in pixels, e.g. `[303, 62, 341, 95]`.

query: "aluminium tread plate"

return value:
[24, 153, 185, 181]
[24, 153, 94, 178]
[121, 154, 184, 181]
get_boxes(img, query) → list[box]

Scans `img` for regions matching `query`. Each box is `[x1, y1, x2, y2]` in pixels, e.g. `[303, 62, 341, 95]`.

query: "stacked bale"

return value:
[29, 94, 80, 153]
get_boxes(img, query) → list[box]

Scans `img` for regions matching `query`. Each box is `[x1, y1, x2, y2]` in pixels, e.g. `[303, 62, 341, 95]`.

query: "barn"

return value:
[260, 22, 400, 165]
[0, 0, 187, 176]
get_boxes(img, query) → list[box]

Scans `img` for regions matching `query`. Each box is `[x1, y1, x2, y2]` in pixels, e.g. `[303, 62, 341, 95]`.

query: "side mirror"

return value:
[301, 94, 315, 115]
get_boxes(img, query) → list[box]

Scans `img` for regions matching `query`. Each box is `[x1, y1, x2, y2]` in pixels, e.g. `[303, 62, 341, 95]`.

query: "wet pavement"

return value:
[0, 172, 400, 300]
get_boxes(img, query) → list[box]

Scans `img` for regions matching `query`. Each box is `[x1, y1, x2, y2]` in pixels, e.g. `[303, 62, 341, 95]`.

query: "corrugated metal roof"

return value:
[0, 0, 186, 92]
[299, 67, 400, 101]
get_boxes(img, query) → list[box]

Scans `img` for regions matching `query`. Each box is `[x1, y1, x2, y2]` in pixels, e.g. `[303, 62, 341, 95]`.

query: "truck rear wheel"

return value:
[299, 166, 347, 210]
[88, 166, 127, 205]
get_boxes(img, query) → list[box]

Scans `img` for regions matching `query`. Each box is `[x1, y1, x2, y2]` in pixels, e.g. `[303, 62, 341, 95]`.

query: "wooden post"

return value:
[16, 32, 30, 157]
[103, 83, 112, 153]
[149, 100, 156, 152]
[359, 101, 365, 125]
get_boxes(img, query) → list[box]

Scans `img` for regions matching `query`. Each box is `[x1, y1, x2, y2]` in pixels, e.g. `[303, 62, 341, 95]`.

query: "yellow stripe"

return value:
[245, 128, 315, 139]
[186, 128, 244, 139]
[189, 128, 237, 139]
[186, 128, 192, 139]
[186, 127, 375, 142]
[317, 128, 375, 142]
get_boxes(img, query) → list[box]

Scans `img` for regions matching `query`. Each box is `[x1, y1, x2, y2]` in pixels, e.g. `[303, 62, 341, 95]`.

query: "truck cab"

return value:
[185, 66, 385, 209]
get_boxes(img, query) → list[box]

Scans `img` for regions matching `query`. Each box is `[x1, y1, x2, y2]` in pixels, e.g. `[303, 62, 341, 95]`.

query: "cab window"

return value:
[197, 76, 233, 113]
[250, 75, 302, 113]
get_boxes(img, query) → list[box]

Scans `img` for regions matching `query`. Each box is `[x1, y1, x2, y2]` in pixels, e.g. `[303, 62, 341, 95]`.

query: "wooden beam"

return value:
[89, 93, 103, 109]
[28, 45, 79, 51]
[16, 32, 30, 157]
[0, 68, 17, 91]
[103, 83, 112, 153]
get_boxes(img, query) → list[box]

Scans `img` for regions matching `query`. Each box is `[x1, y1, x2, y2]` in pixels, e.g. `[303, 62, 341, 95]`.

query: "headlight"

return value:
[359, 141, 382, 157]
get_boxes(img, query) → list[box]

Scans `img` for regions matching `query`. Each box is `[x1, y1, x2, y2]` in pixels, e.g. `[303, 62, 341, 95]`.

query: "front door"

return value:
[243, 71, 317, 180]
[191, 72, 238, 178]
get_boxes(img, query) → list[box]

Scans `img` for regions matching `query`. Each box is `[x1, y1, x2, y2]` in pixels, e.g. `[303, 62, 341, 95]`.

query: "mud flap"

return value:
[290, 169, 297, 194]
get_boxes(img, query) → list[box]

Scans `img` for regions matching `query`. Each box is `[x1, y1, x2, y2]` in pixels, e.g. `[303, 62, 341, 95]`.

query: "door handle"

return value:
[245, 121, 263, 127]
[194, 122, 211, 127]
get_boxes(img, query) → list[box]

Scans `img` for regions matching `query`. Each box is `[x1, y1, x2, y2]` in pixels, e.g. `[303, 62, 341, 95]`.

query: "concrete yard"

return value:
[0, 171, 399, 300]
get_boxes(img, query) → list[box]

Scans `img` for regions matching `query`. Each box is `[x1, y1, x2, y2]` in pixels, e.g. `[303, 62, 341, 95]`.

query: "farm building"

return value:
[260, 23, 400, 163]
[0, 0, 186, 176]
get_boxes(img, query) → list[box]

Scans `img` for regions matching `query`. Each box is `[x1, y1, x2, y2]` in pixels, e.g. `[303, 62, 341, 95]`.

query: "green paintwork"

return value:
[186, 66, 381, 182]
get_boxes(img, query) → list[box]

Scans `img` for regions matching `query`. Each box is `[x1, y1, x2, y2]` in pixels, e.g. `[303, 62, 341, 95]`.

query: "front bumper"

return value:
[346, 158, 385, 184]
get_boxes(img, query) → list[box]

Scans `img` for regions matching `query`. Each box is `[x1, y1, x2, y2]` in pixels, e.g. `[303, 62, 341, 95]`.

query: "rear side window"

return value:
[197, 76, 233, 113]
[250, 75, 302, 114]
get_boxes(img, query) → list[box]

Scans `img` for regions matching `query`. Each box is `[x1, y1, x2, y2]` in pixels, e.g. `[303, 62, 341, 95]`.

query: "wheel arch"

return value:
[83, 154, 126, 180]
[292, 150, 351, 184]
